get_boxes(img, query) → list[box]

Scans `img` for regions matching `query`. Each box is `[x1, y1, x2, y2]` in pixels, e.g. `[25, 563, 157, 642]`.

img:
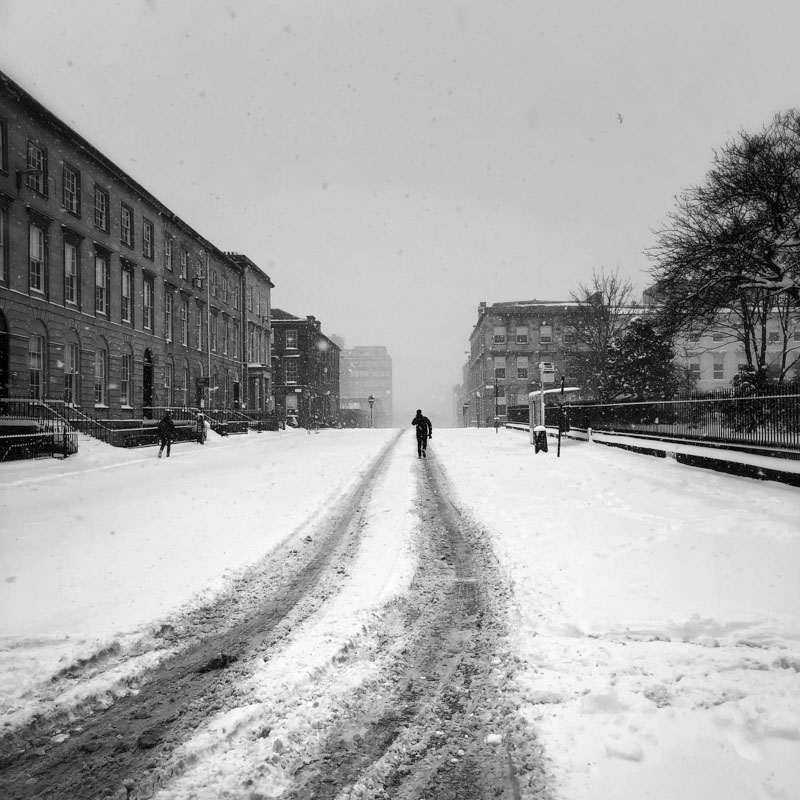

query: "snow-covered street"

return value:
[1, 427, 799, 799]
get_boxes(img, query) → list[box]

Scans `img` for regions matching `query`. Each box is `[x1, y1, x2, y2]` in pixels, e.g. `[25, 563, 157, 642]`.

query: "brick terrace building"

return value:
[0, 70, 273, 418]
[271, 310, 340, 427]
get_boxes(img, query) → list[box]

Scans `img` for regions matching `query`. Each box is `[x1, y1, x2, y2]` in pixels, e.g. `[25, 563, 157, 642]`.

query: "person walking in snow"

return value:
[411, 409, 433, 458]
[157, 409, 176, 458]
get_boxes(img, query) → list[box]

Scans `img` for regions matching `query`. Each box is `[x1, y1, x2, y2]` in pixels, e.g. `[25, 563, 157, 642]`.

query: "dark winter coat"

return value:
[157, 414, 176, 440]
[411, 413, 432, 440]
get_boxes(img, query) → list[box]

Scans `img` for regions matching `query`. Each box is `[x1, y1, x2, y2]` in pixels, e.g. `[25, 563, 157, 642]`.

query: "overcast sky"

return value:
[2, 0, 800, 424]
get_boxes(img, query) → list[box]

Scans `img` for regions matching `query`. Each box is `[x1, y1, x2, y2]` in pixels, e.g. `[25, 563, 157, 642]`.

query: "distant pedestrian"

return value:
[196, 412, 207, 445]
[411, 409, 433, 458]
[157, 410, 176, 458]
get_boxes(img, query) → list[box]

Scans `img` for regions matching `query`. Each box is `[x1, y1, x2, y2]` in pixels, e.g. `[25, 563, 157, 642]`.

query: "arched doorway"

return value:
[143, 349, 154, 418]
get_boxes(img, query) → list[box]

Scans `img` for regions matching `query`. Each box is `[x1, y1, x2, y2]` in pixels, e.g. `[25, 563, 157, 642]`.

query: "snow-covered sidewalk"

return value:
[434, 428, 800, 800]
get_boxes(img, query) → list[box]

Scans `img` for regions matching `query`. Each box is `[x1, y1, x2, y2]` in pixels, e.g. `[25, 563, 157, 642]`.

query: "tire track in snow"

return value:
[280, 451, 552, 800]
[0, 433, 403, 800]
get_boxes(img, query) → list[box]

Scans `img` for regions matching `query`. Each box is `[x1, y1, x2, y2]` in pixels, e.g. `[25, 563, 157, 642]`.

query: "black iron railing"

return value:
[1, 396, 282, 457]
[547, 388, 800, 455]
[0, 398, 80, 461]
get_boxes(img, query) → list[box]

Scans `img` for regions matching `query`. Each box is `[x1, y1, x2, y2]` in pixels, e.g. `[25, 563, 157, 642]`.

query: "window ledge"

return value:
[94, 404, 109, 410]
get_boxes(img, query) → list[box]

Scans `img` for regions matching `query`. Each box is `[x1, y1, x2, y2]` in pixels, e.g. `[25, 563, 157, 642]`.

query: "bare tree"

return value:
[648, 110, 800, 385]
[567, 268, 638, 400]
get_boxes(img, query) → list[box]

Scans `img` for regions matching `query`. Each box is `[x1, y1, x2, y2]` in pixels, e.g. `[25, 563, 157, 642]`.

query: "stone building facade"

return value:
[271, 310, 340, 427]
[0, 70, 273, 418]
[463, 300, 579, 425]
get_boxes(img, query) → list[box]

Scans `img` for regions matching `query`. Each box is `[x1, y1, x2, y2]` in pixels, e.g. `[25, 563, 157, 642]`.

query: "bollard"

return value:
[533, 425, 548, 454]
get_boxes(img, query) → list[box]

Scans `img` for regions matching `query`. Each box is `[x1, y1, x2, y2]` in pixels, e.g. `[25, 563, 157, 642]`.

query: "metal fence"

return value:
[0, 398, 80, 462]
[547, 387, 800, 455]
[0, 397, 282, 461]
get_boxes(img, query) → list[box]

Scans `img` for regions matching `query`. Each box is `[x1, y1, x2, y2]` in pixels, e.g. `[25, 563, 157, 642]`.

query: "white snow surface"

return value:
[1, 426, 799, 799]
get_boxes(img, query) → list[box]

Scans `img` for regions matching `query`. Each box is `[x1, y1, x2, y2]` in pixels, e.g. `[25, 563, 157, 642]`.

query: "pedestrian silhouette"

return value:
[411, 409, 433, 458]
[157, 410, 176, 458]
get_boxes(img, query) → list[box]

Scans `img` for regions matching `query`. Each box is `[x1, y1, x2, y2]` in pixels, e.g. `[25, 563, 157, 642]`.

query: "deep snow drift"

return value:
[1, 426, 798, 799]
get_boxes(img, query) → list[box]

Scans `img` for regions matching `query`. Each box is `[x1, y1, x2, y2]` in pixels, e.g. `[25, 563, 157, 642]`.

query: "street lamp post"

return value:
[367, 394, 375, 428]
[475, 391, 481, 427]
[486, 382, 498, 432]
[462, 401, 469, 428]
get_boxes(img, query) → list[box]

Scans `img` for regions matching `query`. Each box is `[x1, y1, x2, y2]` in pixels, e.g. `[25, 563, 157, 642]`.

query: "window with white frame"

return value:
[562, 328, 575, 345]
[689, 360, 701, 379]
[539, 325, 552, 344]
[196, 304, 203, 350]
[143, 218, 154, 260]
[210, 312, 217, 352]
[164, 233, 173, 271]
[492, 326, 506, 344]
[95, 253, 109, 315]
[164, 361, 174, 406]
[712, 331, 724, 343]
[211, 270, 218, 297]
[143, 278, 154, 331]
[515, 326, 528, 344]
[285, 328, 298, 349]
[180, 299, 189, 345]
[121, 268, 132, 324]
[29, 223, 45, 293]
[222, 317, 229, 355]
[232, 283, 240, 310]
[64, 342, 79, 403]
[222, 275, 228, 303]
[713, 358, 725, 380]
[0, 117, 7, 173]
[0, 207, 7, 285]
[29, 334, 44, 400]
[284, 357, 299, 383]
[94, 185, 109, 231]
[247, 285, 254, 312]
[182, 365, 190, 406]
[26, 139, 47, 196]
[64, 241, 78, 305]
[768, 330, 780, 343]
[494, 356, 505, 380]
[94, 347, 107, 405]
[120, 203, 133, 246]
[794, 330, 800, 342]
[62, 163, 80, 216]
[120, 353, 132, 406]
[165, 291, 174, 342]
[180, 246, 189, 279]
[517, 355, 529, 379]
[233, 320, 240, 358]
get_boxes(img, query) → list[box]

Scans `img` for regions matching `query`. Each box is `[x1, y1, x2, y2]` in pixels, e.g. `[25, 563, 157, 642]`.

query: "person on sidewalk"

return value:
[411, 409, 433, 458]
[157, 410, 176, 458]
